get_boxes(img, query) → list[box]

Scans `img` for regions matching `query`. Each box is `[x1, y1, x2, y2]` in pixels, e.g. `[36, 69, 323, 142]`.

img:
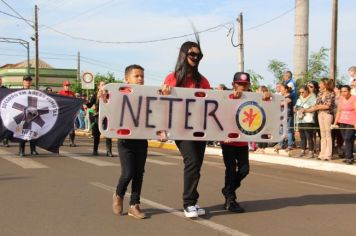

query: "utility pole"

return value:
[34, 5, 39, 89]
[77, 51, 80, 82]
[293, 0, 309, 80]
[237, 12, 244, 72]
[330, 0, 338, 83]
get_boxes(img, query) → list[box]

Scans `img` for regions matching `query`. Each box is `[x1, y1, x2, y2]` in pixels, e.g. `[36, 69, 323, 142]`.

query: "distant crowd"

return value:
[213, 67, 356, 165]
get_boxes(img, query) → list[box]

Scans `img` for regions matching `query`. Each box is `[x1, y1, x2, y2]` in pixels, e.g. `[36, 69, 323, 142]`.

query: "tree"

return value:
[302, 47, 329, 84]
[267, 60, 288, 83]
[268, 47, 332, 88]
[246, 69, 264, 92]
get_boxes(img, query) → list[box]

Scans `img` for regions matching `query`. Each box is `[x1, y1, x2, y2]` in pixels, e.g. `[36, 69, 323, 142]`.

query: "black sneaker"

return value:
[92, 150, 98, 156]
[224, 200, 245, 213]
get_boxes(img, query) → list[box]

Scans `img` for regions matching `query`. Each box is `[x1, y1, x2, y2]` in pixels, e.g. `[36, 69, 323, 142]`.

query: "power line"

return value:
[0, 9, 232, 45]
[47, 0, 117, 28]
[0, 0, 33, 28]
[40, 22, 232, 44]
[245, 3, 300, 32]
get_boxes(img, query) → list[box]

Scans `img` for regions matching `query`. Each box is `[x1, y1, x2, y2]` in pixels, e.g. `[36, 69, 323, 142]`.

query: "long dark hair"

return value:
[308, 80, 319, 95]
[174, 41, 202, 88]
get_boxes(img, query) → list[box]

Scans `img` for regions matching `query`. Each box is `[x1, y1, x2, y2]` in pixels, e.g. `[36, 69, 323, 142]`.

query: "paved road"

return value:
[1, 137, 356, 236]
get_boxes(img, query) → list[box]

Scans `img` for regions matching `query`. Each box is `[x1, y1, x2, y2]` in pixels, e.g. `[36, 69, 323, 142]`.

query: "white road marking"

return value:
[90, 182, 249, 236]
[96, 149, 177, 166]
[0, 149, 48, 169]
[146, 159, 176, 166]
[148, 151, 224, 167]
[1, 157, 49, 169]
[60, 151, 119, 167]
[252, 172, 356, 194]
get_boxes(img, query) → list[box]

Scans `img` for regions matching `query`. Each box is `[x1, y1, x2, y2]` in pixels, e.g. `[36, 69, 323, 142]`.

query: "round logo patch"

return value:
[0, 90, 59, 140]
[236, 101, 266, 135]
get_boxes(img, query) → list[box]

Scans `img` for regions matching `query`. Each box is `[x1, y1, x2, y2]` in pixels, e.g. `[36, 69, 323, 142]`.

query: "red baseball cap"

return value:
[63, 81, 71, 86]
[233, 72, 251, 84]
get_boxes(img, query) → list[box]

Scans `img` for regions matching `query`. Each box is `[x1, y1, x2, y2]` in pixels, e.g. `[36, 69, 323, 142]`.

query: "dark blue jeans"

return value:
[280, 116, 295, 148]
[339, 123, 355, 161]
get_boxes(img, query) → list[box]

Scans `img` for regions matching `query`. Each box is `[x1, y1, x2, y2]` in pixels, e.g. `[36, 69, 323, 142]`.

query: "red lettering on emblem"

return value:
[242, 108, 257, 127]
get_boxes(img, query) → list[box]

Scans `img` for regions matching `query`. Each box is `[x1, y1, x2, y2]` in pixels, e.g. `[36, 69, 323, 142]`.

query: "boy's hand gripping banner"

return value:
[99, 84, 287, 142]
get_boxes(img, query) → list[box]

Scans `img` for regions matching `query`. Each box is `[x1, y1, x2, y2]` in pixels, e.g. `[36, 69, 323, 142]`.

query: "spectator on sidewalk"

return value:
[332, 85, 344, 157]
[333, 85, 356, 165]
[275, 84, 294, 151]
[308, 80, 321, 154]
[295, 85, 317, 158]
[283, 71, 297, 105]
[312, 78, 335, 161]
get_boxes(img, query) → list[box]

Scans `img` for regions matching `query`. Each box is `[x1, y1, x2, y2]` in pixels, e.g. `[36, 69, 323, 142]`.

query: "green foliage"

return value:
[267, 47, 333, 89]
[267, 59, 288, 83]
[71, 72, 122, 95]
[302, 47, 329, 84]
[246, 69, 264, 92]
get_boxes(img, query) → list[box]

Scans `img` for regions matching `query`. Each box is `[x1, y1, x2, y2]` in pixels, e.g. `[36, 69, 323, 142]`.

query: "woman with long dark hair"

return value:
[161, 41, 210, 218]
[308, 80, 321, 154]
[312, 78, 335, 161]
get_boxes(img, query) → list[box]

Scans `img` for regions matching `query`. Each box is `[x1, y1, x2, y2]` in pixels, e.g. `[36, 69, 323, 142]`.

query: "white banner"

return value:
[81, 72, 94, 90]
[99, 83, 287, 142]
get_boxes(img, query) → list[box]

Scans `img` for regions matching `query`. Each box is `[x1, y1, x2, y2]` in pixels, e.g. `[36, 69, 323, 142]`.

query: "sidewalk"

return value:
[75, 130, 356, 176]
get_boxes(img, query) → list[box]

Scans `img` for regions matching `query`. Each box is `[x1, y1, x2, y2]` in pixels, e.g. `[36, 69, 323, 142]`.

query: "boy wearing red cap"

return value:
[220, 72, 252, 213]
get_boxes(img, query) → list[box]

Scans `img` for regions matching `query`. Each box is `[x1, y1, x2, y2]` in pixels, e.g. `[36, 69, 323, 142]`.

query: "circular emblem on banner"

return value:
[236, 101, 266, 135]
[0, 90, 59, 140]
[82, 72, 94, 83]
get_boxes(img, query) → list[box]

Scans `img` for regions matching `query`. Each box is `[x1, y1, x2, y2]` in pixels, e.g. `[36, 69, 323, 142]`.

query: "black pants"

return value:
[19, 140, 36, 153]
[69, 128, 75, 144]
[299, 123, 314, 151]
[91, 122, 112, 152]
[257, 142, 268, 148]
[339, 123, 355, 161]
[175, 140, 206, 208]
[332, 128, 343, 151]
[116, 140, 148, 205]
[221, 144, 249, 201]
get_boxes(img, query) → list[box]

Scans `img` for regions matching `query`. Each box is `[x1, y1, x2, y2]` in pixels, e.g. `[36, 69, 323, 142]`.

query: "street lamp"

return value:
[0, 37, 30, 75]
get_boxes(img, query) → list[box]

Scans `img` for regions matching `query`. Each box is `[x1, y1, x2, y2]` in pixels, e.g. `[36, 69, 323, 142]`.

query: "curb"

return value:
[75, 130, 356, 176]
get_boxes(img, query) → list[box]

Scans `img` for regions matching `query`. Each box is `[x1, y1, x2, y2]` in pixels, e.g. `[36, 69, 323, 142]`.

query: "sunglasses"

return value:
[187, 52, 203, 60]
[308, 85, 314, 88]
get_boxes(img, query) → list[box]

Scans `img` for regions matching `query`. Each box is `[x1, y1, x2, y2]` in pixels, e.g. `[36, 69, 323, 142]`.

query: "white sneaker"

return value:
[184, 206, 198, 218]
[195, 204, 206, 216]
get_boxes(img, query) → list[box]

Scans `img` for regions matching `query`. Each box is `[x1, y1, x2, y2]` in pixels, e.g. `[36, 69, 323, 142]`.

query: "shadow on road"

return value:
[0, 176, 31, 181]
[203, 193, 356, 218]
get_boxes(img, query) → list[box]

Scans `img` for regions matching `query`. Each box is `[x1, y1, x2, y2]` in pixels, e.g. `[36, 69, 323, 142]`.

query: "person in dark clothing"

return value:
[220, 72, 253, 213]
[112, 64, 148, 219]
[18, 75, 38, 156]
[161, 41, 210, 218]
[86, 81, 113, 157]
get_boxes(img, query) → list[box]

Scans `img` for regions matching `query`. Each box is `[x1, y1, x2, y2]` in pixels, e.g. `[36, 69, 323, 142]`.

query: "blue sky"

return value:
[0, 0, 355, 87]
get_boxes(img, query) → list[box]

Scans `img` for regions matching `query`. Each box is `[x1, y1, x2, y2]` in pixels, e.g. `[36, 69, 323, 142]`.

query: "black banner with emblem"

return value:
[0, 88, 84, 153]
